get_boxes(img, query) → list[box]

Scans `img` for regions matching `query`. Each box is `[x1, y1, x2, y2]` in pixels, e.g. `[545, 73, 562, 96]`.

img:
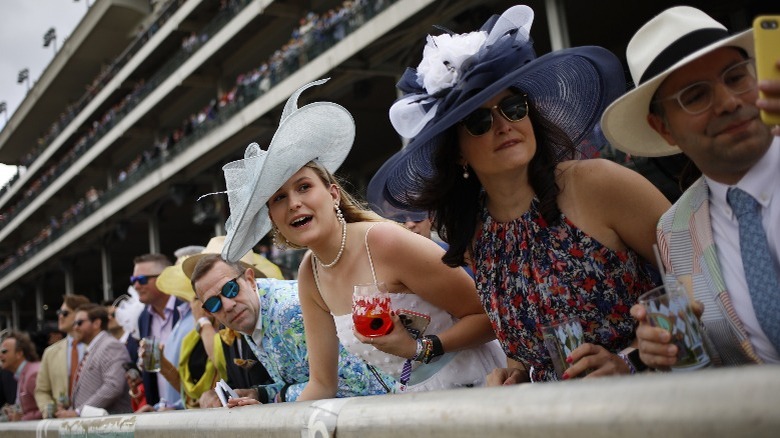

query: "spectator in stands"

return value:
[35, 294, 90, 414]
[191, 253, 390, 405]
[601, 6, 780, 367]
[218, 79, 504, 397]
[0, 331, 41, 420]
[371, 6, 669, 383]
[138, 245, 204, 411]
[132, 254, 182, 408]
[103, 300, 139, 366]
[55, 304, 131, 417]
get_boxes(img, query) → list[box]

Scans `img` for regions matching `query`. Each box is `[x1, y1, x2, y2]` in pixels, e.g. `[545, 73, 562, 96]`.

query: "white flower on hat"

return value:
[416, 31, 487, 95]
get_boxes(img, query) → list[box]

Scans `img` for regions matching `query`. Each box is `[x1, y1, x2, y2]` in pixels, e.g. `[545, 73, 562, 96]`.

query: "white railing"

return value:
[1, 365, 778, 437]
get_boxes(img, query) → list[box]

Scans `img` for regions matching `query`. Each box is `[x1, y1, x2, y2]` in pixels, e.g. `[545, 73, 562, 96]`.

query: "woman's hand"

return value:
[226, 396, 261, 408]
[564, 343, 629, 379]
[486, 367, 528, 386]
[353, 311, 417, 359]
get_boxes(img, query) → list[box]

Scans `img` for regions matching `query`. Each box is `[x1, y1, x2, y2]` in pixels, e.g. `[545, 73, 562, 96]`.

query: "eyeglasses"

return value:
[130, 274, 159, 285]
[460, 94, 529, 136]
[653, 59, 757, 115]
[73, 319, 88, 327]
[56, 309, 70, 318]
[202, 277, 241, 313]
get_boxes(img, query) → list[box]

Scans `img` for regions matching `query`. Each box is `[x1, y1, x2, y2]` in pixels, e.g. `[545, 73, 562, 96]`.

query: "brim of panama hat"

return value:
[181, 236, 272, 279]
[220, 78, 355, 262]
[601, 29, 753, 157]
[380, 46, 626, 209]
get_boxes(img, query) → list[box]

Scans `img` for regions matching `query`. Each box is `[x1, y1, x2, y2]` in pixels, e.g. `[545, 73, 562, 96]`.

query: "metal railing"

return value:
[0, 366, 778, 437]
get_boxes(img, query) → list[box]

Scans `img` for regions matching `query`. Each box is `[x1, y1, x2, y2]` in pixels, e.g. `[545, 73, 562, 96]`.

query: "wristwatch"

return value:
[618, 347, 648, 373]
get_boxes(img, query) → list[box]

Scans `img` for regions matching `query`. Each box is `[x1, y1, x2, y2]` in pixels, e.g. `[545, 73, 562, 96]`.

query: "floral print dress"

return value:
[471, 198, 657, 382]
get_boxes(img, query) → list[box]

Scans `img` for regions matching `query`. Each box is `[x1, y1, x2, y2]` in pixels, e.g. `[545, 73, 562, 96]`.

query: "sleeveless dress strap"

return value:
[364, 223, 379, 283]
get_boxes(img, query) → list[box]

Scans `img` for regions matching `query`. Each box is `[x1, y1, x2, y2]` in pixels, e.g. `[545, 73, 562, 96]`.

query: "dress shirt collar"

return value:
[706, 137, 779, 219]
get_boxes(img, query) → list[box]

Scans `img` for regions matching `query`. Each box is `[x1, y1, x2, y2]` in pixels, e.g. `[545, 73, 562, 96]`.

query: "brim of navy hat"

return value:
[602, 29, 753, 157]
[380, 45, 626, 209]
[366, 151, 428, 222]
[221, 101, 355, 262]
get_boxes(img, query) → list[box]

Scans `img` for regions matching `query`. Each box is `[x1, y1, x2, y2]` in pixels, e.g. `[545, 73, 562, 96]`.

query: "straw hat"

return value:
[601, 6, 753, 157]
[181, 236, 282, 279]
[220, 78, 354, 262]
[371, 5, 625, 209]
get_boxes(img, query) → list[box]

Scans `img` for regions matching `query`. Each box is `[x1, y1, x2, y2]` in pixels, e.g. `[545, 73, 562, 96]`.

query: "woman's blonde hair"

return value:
[270, 161, 384, 249]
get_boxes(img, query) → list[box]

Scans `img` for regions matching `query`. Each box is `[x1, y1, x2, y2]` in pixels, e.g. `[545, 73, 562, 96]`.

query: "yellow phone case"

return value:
[753, 15, 780, 125]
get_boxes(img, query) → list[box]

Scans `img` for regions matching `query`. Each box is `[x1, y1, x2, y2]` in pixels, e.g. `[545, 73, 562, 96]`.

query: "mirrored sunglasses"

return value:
[202, 277, 241, 313]
[56, 309, 70, 318]
[130, 274, 159, 285]
[461, 94, 529, 136]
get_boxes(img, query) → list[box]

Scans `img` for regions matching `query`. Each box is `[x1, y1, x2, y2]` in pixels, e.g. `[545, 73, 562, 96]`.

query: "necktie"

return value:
[72, 352, 89, 393]
[727, 187, 780, 351]
[69, 342, 79, 397]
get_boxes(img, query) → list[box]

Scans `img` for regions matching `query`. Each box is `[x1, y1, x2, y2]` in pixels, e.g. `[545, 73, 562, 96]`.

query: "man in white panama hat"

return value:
[602, 6, 780, 369]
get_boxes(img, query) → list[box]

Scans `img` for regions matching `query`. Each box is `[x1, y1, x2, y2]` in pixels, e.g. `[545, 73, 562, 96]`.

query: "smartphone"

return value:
[753, 15, 780, 125]
[397, 309, 431, 339]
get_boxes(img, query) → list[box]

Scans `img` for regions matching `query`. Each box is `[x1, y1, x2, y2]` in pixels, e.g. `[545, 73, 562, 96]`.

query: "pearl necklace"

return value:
[315, 218, 347, 269]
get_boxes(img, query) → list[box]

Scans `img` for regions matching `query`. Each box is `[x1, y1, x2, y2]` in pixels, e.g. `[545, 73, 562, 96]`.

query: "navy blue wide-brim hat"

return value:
[374, 5, 626, 210]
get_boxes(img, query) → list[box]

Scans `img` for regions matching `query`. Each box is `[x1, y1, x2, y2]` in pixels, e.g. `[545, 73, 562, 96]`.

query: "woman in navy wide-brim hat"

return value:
[371, 5, 671, 382]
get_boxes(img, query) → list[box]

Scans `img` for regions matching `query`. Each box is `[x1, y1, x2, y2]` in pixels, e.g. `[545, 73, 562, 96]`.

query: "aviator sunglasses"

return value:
[460, 94, 529, 136]
[202, 277, 240, 313]
[129, 274, 159, 285]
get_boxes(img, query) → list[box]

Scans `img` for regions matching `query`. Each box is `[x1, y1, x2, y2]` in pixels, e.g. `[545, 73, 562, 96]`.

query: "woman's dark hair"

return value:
[413, 95, 576, 267]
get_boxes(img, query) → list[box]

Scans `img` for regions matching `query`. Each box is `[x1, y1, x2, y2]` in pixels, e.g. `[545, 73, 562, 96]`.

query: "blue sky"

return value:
[0, 0, 87, 185]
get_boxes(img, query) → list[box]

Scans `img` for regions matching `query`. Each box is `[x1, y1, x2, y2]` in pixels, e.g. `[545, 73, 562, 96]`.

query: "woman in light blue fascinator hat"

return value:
[220, 78, 506, 398]
[370, 5, 672, 383]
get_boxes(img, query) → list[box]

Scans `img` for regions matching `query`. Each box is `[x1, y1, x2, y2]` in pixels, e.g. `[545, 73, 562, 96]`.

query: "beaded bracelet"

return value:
[617, 352, 637, 375]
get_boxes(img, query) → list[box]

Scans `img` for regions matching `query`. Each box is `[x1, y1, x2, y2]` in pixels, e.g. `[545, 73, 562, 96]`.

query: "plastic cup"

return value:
[638, 284, 710, 371]
[352, 282, 394, 337]
[541, 317, 585, 379]
[141, 337, 161, 372]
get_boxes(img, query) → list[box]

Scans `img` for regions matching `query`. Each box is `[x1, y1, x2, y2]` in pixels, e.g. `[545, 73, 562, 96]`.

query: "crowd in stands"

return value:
[0, 0, 394, 278]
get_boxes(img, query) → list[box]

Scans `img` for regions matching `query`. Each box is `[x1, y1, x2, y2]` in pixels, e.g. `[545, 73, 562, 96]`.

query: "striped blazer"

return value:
[657, 177, 760, 365]
[71, 331, 132, 414]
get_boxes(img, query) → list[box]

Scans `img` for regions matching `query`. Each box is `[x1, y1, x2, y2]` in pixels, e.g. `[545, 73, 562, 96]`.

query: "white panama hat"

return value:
[220, 78, 355, 262]
[601, 6, 753, 157]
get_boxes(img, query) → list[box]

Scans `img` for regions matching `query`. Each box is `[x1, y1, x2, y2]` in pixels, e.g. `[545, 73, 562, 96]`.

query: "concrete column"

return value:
[35, 281, 44, 325]
[11, 299, 19, 330]
[64, 266, 74, 296]
[148, 215, 161, 254]
[544, 0, 570, 51]
[101, 244, 113, 301]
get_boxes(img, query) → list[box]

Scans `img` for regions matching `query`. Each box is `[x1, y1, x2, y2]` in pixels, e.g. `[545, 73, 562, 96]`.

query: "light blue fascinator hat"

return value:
[220, 78, 355, 262]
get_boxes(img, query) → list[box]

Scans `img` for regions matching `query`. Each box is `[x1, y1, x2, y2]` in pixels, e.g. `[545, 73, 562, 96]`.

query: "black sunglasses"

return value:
[460, 94, 529, 136]
[202, 277, 241, 313]
[73, 319, 88, 327]
[56, 309, 70, 318]
[130, 274, 159, 285]
[0, 348, 8, 354]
